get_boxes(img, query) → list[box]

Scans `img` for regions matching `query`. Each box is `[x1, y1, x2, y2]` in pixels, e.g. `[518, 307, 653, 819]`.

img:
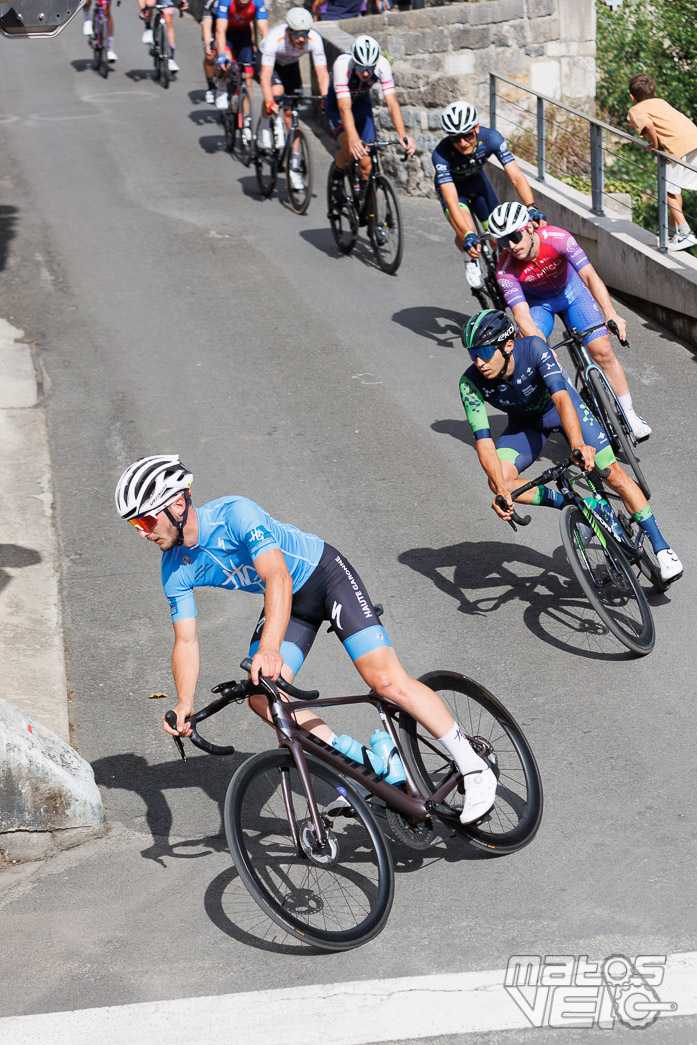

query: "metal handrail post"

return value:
[536, 95, 545, 182]
[657, 154, 668, 251]
[490, 73, 497, 130]
[590, 123, 604, 215]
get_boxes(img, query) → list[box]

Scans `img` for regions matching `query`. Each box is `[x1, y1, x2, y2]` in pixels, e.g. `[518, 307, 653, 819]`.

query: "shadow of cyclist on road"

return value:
[392, 306, 465, 349]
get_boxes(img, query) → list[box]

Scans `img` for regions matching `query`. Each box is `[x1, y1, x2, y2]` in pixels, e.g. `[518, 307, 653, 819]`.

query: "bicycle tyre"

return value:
[327, 163, 359, 254]
[369, 174, 403, 274]
[222, 88, 236, 152]
[587, 368, 650, 499]
[159, 22, 170, 89]
[285, 127, 312, 214]
[254, 116, 279, 197]
[398, 671, 543, 855]
[225, 747, 394, 951]
[560, 504, 655, 655]
[234, 85, 254, 167]
[152, 18, 161, 80]
[96, 13, 109, 78]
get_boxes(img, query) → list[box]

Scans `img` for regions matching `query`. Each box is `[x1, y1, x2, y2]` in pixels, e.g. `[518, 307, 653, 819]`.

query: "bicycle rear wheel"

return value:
[222, 89, 236, 152]
[158, 22, 169, 89]
[327, 162, 358, 253]
[285, 127, 312, 214]
[95, 13, 109, 78]
[560, 504, 655, 655]
[399, 672, 543, 855]
[587, 368, 650, 499]
[225, 748, 394, 951]
[254, 116, 279, 197]
[369, 174, 403, 274]
[234, 85, 254, 167]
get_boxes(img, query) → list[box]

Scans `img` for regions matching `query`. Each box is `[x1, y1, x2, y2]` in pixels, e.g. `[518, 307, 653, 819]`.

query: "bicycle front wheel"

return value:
[254, 117, 279, 197]
[225, 748, 394, 951]
[234, 85, 253, 167]
[327, 162, 358, 253]
[399, 672, 543, 854]
[96, 14, 109, 78]
[369, 174, 403, 274]
[158, 23, 170, 89]
[222, 91, 236, 153]
[560, 504, 655, 655]
[587, 369, 650, 499]
[285, 127, 312, 214]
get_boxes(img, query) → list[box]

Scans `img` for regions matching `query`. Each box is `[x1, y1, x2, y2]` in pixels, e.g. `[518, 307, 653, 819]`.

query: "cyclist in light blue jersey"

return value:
[115, 455, 499, 823]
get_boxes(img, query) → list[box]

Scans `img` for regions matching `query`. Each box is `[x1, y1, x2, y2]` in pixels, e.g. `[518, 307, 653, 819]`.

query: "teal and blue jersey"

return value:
[161, 497, 323, 622]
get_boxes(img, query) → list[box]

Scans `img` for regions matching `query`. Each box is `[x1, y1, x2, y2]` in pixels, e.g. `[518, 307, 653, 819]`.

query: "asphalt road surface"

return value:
[1, 12, 696, 1043]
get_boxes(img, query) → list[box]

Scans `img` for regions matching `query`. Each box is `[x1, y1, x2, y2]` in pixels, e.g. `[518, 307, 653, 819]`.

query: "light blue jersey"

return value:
[162, 497, 323, 621]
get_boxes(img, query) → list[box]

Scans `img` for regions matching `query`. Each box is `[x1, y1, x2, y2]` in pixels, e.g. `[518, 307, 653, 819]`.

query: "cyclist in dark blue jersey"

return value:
[459, 312, 683, 583]
[432, 101, 544, 288]
[115, 455, 500, 822]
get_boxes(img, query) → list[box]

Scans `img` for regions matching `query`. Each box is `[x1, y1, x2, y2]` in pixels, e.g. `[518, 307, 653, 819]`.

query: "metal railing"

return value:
[490, 73, 697, 253]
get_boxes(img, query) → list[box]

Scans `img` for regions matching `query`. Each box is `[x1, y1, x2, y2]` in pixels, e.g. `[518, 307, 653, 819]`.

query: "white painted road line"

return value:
[1, 951, 696, 1044]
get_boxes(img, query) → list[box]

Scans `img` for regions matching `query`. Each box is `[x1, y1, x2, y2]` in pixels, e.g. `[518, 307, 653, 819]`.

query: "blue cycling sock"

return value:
[633, 505, 669, 553]
[531, 486, 564, 509]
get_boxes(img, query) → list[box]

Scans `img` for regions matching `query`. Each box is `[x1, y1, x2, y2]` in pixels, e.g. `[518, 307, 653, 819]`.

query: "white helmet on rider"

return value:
[115, 454, 193, 521]
[440, 101, 478, 135]
[487, 202, 531, 239]
[351, 35, 381, 69]
[285, 6, 313, 32]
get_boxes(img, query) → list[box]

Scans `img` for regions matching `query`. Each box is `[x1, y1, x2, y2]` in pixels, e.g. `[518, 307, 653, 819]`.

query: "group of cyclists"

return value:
[109, 6, 682, 832]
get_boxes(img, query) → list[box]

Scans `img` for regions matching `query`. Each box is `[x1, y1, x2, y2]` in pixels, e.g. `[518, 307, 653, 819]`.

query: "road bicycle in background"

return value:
[88, 0, 115, 79]
[254, 92, 323, 214]
[498, 449, 665, 656]
[465, 212, 508, 313]
[327, 139, 407, 274]
[218, 60, 253, 166]
[164, 622, 542, 950]
[552, 320, 650, 499]
[148, 1, 183, 89]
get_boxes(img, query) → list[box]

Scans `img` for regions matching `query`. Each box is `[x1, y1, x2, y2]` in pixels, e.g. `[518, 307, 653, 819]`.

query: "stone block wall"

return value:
[315, 0, 595, 195]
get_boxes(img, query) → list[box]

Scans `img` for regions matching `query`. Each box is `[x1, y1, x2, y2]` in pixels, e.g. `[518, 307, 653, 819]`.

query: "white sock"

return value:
[437, 722, 487, 775]
[618, 393, 636, 416]
[108, 36, 114, 48]
[327, 731, 338, 747]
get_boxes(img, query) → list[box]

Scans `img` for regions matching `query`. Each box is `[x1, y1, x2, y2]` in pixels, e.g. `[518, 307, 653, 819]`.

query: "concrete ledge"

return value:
[486, 157, 697, 348]
[0, 699, 106, 863]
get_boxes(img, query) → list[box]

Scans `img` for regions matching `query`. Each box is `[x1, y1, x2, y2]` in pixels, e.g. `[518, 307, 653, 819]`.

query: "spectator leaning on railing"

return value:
[627, 73, 697, 252]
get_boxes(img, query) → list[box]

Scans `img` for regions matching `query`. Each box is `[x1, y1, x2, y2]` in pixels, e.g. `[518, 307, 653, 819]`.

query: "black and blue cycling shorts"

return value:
[248, 543, 392, 675]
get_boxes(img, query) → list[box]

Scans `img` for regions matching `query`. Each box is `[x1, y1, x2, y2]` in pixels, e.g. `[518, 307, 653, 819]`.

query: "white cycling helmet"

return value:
[488, 202, 531, 239]
[351, 34, 381, 69]
[286, 6, 313, 31]
[440, 101, 478, 135]
[115, 454, 193, 521]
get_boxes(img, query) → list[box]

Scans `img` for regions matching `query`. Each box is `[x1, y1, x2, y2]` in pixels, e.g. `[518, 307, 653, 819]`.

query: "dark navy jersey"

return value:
[459, 335, 568, 439]
[432, 127, 515, 190]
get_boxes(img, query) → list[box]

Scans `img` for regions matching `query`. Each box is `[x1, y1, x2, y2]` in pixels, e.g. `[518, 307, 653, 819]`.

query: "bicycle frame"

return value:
[556, 323, 636, 443]
[269, 93, 321, 165]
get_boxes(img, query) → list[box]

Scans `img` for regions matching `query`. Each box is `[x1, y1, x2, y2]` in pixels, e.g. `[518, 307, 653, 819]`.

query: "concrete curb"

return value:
[0, 318, 106, 862]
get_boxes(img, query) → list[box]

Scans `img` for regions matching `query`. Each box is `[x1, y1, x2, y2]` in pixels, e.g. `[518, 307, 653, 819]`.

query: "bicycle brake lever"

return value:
[606, 318, 629, 347]
[164, 710, 187, 762]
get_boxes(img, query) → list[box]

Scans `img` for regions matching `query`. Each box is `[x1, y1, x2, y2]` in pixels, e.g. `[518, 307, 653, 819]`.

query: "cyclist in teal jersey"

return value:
[115, 455, 499, 823]
[460, 311, 682, 583]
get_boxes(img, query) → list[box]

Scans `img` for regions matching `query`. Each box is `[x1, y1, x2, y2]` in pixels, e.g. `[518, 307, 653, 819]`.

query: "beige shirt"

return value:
[628, 98, 697, 159]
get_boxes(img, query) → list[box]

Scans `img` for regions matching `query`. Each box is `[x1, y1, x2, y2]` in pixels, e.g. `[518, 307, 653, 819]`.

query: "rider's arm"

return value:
[439, 183, 476, 239]
[249, 547, 292, 684]
[260, 63, 275, 109]
[254, 0, 268, 36]
[202, 14, 213, 50]
[576, 263, 627, 340]
[511, 300, 546, 340]
[257, 17, 269, 38]
[337, 94, 363, 157]
[460, 373, 512, 515]
[215, 16, 229, 58]
[166, 617, 200, 736]
[503, 159, 535, 208]
[551, 389, 595, 470]
[476, 437, 514, 516]
[314, 62, 329, 97]
[383, 93, 415, 156]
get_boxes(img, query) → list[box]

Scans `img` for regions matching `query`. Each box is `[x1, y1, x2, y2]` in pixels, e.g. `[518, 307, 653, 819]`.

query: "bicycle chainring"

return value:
[384, 805, 436, 850]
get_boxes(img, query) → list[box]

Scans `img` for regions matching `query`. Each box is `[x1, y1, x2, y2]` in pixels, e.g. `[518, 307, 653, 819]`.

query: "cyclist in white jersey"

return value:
[257, 7, 329, 171]
[115, 455, 499, 824]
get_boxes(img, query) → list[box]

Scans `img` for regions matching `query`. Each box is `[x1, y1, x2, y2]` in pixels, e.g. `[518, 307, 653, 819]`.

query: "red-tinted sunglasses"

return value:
[129, 513, 160, 534]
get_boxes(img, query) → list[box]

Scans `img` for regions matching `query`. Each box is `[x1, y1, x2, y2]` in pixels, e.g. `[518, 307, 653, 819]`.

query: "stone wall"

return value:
[315, 0, 595, 195]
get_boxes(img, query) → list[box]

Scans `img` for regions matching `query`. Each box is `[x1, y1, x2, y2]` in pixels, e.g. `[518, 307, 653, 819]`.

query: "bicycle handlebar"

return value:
[606, 318, 629, 347]
[497, 449, 610, 532]
[494, 495, 531, 531]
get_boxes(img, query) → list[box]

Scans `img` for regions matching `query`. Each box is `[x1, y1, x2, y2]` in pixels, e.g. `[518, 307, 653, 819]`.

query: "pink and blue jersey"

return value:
[496, 226, 591, 306]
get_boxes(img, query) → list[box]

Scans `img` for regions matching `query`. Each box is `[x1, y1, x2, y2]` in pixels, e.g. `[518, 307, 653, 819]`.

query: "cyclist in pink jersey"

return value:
[491, 203, 651, 441]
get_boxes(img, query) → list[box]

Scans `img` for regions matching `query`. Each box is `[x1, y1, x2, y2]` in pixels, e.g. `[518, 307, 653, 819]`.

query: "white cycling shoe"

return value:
[168, 58, 180, 73]
[215, 90, 229, 111]
[627, 413, 652, 441]
[460, 766, 497, 824]
[288, 168, 305, 192]
[465, 259, 484, 289]
[141, 28, 154, 44]
[107, 49, 118, 62]
[205, 88, 215, 105]
[657, 548, 683, 583]
[82, 18, 92, 34]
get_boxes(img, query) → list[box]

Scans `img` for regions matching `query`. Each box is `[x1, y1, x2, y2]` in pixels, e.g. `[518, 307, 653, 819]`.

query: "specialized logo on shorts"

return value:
[331, 601, 343, 631]
[255, 615, 266, 636]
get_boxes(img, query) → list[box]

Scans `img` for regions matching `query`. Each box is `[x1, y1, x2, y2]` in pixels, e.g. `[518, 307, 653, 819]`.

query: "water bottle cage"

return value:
[360, 744, 388, 778]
